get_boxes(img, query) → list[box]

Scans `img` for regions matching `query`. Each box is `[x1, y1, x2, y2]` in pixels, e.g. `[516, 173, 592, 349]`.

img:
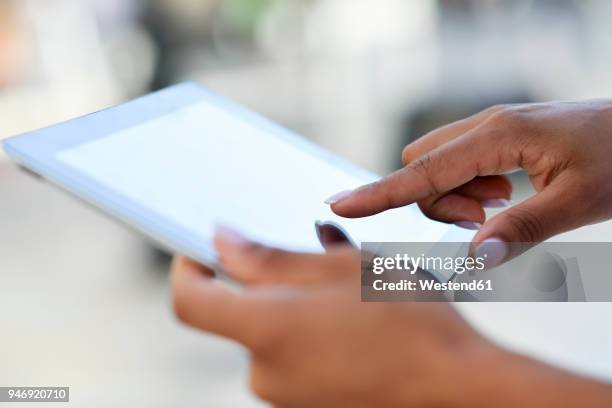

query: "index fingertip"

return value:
[324, 189, 354, 205]
[329, 198, 366, 218]
[326, 186, 373, 218]
[328, 184, 385, 218]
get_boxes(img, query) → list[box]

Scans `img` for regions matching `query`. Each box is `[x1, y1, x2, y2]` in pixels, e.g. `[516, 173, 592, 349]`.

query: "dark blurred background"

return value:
[1, 1, 612, 407]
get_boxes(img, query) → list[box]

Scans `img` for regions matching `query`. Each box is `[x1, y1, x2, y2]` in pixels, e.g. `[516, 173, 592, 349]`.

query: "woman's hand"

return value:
[212, 225, 358, 286]
[171, 230, 487, 407]
[326, 100, 612, 264]
[170, 228, 612, 407]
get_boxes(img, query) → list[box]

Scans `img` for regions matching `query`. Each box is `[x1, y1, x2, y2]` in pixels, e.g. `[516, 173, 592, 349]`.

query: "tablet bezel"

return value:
[2, 82, 388, 267]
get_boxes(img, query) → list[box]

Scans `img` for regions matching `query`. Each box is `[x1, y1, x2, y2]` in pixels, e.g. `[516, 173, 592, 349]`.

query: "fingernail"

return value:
[475, 238, 508, 269]
[482, 198, 511, 208]
[454, 221, 482, 230]
[214, 224, 251, 248]
[324, 189, 353, 205]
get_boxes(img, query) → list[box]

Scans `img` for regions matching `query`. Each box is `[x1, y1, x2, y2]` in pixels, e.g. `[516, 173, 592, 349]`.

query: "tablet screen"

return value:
[54, 95, 462, 253]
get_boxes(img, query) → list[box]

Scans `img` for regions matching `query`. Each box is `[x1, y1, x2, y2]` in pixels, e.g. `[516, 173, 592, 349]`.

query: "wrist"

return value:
[462, 347, 612, 408]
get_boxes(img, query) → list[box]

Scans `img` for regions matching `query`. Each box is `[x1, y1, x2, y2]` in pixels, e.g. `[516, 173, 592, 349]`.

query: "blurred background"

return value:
[1, 0, 612, 406]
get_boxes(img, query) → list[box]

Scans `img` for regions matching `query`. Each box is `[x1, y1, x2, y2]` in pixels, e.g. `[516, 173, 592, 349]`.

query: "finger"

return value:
[471, 176, 587, 267]
[454, 175, 512, 203]
[402, 105, 506, 165]
[215, 226, 359, 286]
[171, 255, 216, 278]
[329, 121, 520, 218]
[417, 176, 513, 225]
[315, 220, 357, 250]
[418, 194, 485, 226]
[171, 256, 276, 345]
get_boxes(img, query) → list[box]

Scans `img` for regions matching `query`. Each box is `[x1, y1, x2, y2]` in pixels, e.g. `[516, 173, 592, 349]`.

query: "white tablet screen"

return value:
[57, 100, 457, 252]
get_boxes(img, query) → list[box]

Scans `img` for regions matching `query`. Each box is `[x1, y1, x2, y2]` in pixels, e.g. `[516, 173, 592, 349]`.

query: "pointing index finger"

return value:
[328, 125, 517, 218]
[328, 159, 444, 218]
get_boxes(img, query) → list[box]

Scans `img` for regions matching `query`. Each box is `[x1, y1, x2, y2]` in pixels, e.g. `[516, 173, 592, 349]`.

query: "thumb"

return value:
[471, 179, 586, 267]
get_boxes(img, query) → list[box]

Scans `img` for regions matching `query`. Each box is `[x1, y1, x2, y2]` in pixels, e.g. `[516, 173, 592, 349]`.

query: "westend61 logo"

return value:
[371, 254, 486, 275]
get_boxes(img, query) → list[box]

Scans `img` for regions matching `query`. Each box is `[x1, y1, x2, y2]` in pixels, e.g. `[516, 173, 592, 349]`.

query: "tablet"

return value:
[3, 82, 472, 267]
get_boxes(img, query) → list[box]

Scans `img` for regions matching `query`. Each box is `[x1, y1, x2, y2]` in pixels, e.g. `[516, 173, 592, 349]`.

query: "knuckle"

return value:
[484, 104, 509, 115]
[248, 246, 279, 273]
[486, 105, 535, 137]
[417, 199, 440, 221]
[407, 154, 442, 196]
[401, 145, 413, 165]
[486, 106, 528, 130]
[501, 208, 545, 242]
